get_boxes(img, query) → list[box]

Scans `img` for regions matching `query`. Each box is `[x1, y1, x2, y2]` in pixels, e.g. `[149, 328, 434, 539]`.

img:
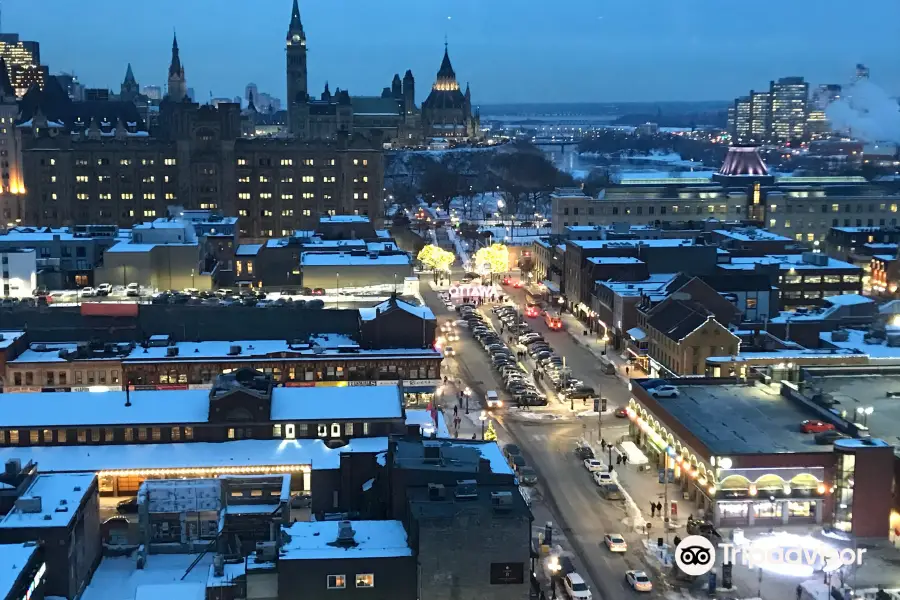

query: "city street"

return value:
[422, 283, 665, 600]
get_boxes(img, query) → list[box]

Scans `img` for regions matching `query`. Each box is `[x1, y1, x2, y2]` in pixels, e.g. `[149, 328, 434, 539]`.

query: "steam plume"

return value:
[826, 80, 900, 143]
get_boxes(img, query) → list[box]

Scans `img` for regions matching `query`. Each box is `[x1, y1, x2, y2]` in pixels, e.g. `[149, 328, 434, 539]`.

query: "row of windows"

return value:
[327, 574, 374, 589]
[0, 426, 194, 445]
[75, 193, 175, 202]
[12, 369, 120, 387]
[155, 364, 438, 384]
[237, 158, 347, 167]
[770, 203, 900, 214]
[272, 422, 371, 439]
[780, 274, 860, 285]
[71, 158, 177, 167]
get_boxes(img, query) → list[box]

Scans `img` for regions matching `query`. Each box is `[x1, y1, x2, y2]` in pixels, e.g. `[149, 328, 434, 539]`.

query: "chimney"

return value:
[478, 458, 492, 475]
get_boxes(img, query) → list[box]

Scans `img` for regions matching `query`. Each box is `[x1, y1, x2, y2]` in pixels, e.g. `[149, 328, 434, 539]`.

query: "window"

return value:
[171, 427, 181, 441]
[282, 209, 293, 217]
[165, 158, 177, 166]
[331, 423, 341, 437]
[42, 429, 53, 443]
[355, 574, 374, 588]
[91, 429, 100, 442]
[317, 424, 328, 437]
[77, 429, 86, 443]
[143, 209, 156, 217]
[138, 427, 148, 441]
[29, 430, 38, 444]
[273, 424, 283, 438]
[228, 428, 235, 440]
[185, 427, 194, 440]
[281, 194, 294, 201]
[327, 575, 346, 590]
[281, 159, 293, 166]
[746, 298, 758, 309]
[124, 428, 134, 442]
[345, 422, 354, 436]
[152, 428, 161, 441]
[9, 430, 18, 444]
[57, 429, 66, 443]
[302, 175, 315, 183]
[302, 209, 312, 216]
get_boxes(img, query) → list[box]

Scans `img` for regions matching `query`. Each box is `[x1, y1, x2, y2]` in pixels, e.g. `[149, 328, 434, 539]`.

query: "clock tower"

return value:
[286, 0, 309, 137]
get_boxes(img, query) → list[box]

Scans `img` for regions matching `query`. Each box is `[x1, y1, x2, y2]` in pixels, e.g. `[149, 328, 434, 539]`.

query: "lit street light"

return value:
[856, 406, 874, 427]
[548, 556, 561, 600]
[479, 410, 487, 439]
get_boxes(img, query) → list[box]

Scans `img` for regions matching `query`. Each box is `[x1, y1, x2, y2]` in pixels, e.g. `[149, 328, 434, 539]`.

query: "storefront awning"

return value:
[541, 280, 560, 294]
[627, 327, 647, 341]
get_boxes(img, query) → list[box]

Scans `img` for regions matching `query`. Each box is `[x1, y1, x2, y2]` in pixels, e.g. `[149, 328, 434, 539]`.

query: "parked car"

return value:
[311, 288, 326, 296]
[81, 287, 96, 297]
[574, 445, 594, 460]
[604, 533, 627, 552]
[593, 471, 613, 485]
[800, 420, 835, 434]
[96, 283, 112, 296]
[518, 467, 538, 486]
[503, 444, 521, 460]
[116, 496, 139, 514]
[652, 385, 679, 398]
[625, 570, 652, 592]
[125, 283, 140, 297]
[598, 483, 624, 501]
[563, 573, 592, 600]
[815, 430, 848, 445]
[583, 458, 604, 472]
[510, 455, 526, 471]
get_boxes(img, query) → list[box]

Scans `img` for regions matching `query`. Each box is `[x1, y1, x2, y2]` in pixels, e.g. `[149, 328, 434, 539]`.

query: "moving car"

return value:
[563, 573, 592, 600]
[800, 419, 835, 434]
[625, 570, 652, 592]
[503, 444, 521, 460]
[598, 483, 624, 501]
[583, 458, 604, 472]
[444, 346, 455, 357]
[604, 534, 627, 552]
[486, 390, 502, 409]
[652, 385, 679, 398]
[614, 407, 629, 418]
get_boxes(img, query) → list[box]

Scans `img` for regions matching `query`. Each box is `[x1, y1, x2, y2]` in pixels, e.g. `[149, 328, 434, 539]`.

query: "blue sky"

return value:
[7, 0, 900, 105]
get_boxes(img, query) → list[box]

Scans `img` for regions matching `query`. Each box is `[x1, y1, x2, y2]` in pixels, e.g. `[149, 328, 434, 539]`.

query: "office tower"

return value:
[733, 96, 751, 143]
[854, 64, 869, 82]
[749, 90, 770, 143]
[768, 77, 809, 143]
[0, 34, 47, 96]
[813, 84, 842, 110]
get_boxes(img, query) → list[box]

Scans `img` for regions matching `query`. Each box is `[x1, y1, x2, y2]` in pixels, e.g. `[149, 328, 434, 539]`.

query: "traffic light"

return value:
[601, 398, 607, 412]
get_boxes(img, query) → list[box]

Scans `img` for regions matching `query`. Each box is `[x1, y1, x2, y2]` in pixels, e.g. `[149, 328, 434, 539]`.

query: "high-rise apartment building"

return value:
[0, 58, 25, 224]
[726, 106, 736, 138]
[768, 77, 809, 143]
[813, 84, 842, 110]
[733, 96, 751, 143]
[0, 34, 47, 97]
[749, 90, 770, 143]
[854, 64, 869, 82]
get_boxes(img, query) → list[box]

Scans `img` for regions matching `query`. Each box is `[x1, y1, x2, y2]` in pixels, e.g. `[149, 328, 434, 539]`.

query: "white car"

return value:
[455, 320, 469, 328]
[583, 459, 604, 472]
[593, 471, 613, 485]
[80, 287, 96, 297]
[652, 385, 679, 398]
[486, 390, 502, 409]
[625, 570, 652, 592]
[563, 573, 592, 600]
[95, 283, 112, 296]
[444, 346, 455, 357]
[604, 533, 627, 552]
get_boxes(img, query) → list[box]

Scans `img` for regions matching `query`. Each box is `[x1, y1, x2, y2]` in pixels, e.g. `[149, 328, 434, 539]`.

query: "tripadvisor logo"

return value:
[674, 535, 867, 577]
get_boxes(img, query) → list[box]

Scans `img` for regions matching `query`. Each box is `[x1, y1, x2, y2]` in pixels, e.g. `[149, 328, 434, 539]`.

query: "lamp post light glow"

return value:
[479, 410, 487, 439]
[856, 406, 874, 427]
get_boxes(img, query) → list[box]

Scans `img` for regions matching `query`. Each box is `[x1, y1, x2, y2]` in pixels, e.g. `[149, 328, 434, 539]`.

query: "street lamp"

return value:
[548, 556, 561, 600]
[480, 410, 487, 439]
[464, 387, 471, 414]
[856, 406, 874, 427]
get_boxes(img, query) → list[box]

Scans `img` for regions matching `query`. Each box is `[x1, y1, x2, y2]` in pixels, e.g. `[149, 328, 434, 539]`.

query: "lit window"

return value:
[238, 209, 248, 216]
[259, 175, 269, 183]
[302, 175, 315, 183]
[327, 575, 346, 590]
[143, 193, 155, 200]
[272, 424, 283, 438]
[281, 159, 293, 166]
[353, 159, 359, 166]
[281, 194, 293, 200]
[302, 209, 311, 216]
[143, 209, 156, 217]
[302, 192, 314, 199]
[317, 424, 328, 437]
[165, 193, 176, 200]
[239, 193, 251, 200]
[282, 209, 294, 217]
[228, 428, 235, 439]
[355, 574, 374, 588]
[237, 158, 247, 166]
[164, 158, 177, 166]
[304, 159, 314, 166]
[260, 193, 272, 199]
[345, 422, 354, 436]
[354, 193, 359, 200]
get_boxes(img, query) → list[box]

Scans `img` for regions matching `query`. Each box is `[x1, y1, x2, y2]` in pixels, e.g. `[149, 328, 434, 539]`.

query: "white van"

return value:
[486, 390, 502, 409]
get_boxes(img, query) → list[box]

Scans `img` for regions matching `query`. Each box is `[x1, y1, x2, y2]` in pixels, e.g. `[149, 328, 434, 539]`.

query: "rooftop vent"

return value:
[15, 496, 42, 514]
[428, 483, 446, 501]
[335, 520, 356, 545]
[166, 346, 179, 357]
[423, 445, 441, 463]
[455, 479, 477, 499]
[228, 345, 242, 356]
[491, 491, 513, 511]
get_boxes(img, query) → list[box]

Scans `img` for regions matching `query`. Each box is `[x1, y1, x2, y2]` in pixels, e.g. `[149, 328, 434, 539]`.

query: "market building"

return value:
[626, 379, 893, 538]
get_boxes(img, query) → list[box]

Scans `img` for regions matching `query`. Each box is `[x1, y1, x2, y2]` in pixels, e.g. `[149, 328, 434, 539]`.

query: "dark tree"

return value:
[421, 159, 461, 213]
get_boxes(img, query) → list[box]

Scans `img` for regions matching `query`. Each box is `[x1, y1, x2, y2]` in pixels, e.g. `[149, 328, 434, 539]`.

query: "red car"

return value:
[512, 280, 522, 288]
[614, 407, 628, 418]
[501, 277, 511, 286]
[800, 420, 834, 434]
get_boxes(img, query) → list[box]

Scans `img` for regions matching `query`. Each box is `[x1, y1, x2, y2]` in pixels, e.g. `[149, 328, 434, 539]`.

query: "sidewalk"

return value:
[560, 312, 649, 381]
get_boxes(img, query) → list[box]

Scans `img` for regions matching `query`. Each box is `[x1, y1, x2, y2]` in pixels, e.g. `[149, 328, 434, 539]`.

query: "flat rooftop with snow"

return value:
[635, 381, 832, 455]
[392, 439, 514, 476]
[280, 520, 412, 561]
[0, 473, 96, 529]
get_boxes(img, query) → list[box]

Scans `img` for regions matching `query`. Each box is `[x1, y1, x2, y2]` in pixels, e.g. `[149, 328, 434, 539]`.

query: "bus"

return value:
[544, 310, 563, 330]
[524, 290, 544, 318]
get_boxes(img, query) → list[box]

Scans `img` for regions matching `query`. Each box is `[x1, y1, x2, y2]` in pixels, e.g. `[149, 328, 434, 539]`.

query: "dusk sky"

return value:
[8, 0, 900, 105]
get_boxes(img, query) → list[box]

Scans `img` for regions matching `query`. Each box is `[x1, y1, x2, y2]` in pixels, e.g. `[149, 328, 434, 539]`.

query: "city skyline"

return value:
[5, 0, 900, 105]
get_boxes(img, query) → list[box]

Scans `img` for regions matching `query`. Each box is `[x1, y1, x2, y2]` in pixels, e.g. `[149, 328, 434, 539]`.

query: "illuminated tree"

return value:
[473, 243, 509, 284]
[484, 420, 497, 441]
[417, 244, 455, 283]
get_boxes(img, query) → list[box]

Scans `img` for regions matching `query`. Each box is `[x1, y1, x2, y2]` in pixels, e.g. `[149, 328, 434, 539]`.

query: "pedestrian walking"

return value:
[656, 502, 663, 516]
[625, 366, 629, 377]
[650, 502, 656, 517]
[622, 454, 628, 466]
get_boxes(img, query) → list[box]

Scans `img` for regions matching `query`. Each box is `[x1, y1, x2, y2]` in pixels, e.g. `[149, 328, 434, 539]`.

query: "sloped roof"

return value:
[351, 96, 402, 117]
[647, 299, 711, 341]
[718, 146, 769, 177]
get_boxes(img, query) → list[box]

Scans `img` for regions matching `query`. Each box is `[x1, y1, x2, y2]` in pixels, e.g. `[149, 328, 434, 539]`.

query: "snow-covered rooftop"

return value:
[0, 331, 25, 350]
[588, 256, 645, 265]
[0, 384, 404, 427]
[821, 328, 900, 362]
[235, 244, 263, 257]
[300, 253, 410, 267]
[0, 473, 96, 529]
[0, 544, 38, 598]
[135, 583, 205, 600]
[82, 554, 214, 600]
[359, 297, 434, 321]
[280, 520, 412, 561]
[569, 238, 696, 249]
[821, 293, 873, 307]
[720, 254, 860, 271]
[714, 228, 792, 242]
[600, 274, 677, 297]
[319, 215, 371, 224]
[0, 437, 389, 474]
[405, 409, 450, 437]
